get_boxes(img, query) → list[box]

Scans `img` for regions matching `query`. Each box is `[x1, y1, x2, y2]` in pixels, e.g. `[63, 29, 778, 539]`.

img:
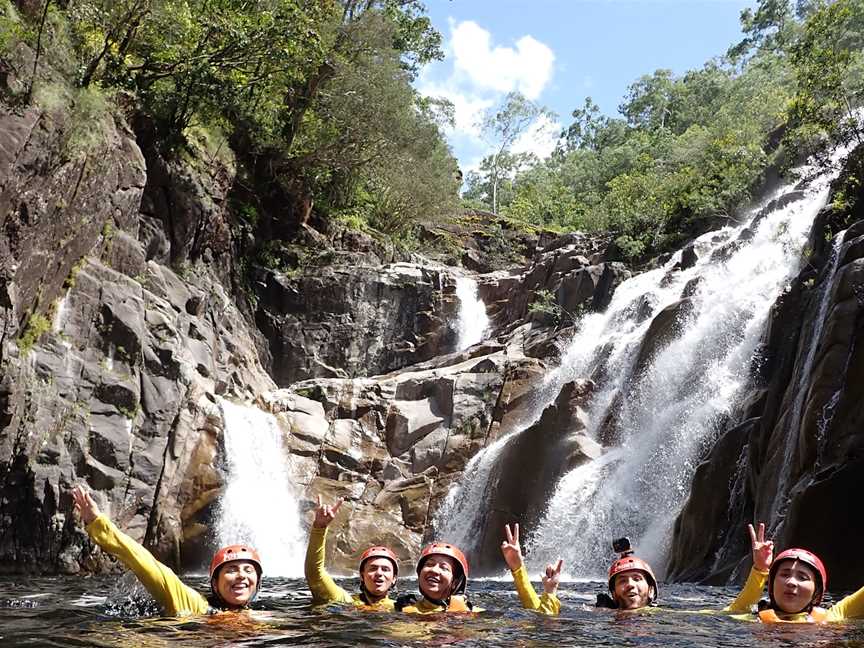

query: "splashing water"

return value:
[523, 151, 850, 579]
[455, 276, 489, 350]
[216, 398, 305, 577]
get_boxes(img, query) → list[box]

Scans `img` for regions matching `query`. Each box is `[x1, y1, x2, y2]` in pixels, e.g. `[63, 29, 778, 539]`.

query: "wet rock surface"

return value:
[669, 189, 864, 589]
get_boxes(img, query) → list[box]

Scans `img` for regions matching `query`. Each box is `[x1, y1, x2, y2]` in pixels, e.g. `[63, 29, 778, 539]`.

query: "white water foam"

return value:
[216, 398, 305, 577]
[455, 276, 489, 350]
[523, 151, 850, 579]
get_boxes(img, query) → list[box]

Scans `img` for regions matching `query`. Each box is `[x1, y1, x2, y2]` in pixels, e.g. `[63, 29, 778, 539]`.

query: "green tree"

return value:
[788, 0, 864, 146]
[479, 91, 555, 213]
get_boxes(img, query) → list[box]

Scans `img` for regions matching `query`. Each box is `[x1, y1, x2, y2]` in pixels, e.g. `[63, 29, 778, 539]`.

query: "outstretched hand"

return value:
[542, 558, 564, 595]
[312, 495, 343, 529]
[748, 522, 774, 572]
[71, 485, 101, 526]
[500, 523, 524, 571]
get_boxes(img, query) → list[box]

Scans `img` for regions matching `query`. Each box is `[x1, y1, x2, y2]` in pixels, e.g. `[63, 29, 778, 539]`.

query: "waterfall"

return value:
[215, 398, 305, 577]
[433, 433, 516, 548]
[771, 230, 847, 522]
[455, 276, 489, 350]
[521, 152, 849, 579]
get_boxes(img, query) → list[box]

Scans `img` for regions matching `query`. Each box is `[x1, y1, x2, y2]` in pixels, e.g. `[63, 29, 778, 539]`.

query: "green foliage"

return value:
[18, 311, 52, 354]
[65, 84, 110, 156]
[476, 91, 556, 214]
[787, 0, 864, 148]
[528, 289, 563, 325]
[0, 1, 25, 56]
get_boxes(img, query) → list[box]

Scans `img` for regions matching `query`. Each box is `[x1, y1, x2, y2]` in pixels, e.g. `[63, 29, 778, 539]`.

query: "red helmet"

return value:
[359, 546, 399, 576]
[769, 548, 828, 609]
[608, 555, 658, 601]
[417, 542, 469, 594]
[209, 544, 263, 580]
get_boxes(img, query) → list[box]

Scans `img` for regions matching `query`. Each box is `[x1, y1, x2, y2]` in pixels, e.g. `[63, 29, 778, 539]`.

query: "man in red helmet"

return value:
[596, 537, 658, 611]
[725, 521, 864, 623]
[71, 485, 261, 616]
[304, 496, 398, 610]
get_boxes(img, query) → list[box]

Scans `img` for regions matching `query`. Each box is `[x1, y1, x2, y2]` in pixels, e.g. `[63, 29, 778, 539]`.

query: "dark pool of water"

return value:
[2, 576, 863, 647]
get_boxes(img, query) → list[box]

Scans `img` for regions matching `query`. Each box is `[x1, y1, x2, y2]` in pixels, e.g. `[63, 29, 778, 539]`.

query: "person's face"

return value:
[613, 569, 653, 610]
[216, 560, 259, 607]
[361, 557, 396, 598]
[419, 555, 456, 599]
[772, 560, 817, 613]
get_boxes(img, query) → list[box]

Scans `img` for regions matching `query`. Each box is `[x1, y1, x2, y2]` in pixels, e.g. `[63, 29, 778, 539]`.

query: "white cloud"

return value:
[511, 113, 562, 160]
[416, 19, 558, 170]
[416, 79, 492, 139]
[449, 20, 555, 101]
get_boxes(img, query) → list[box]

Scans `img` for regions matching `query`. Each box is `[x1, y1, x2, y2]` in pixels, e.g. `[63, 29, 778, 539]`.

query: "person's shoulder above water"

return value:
[595, 536, 659, 612]
[723, 520, 864, 623]
[304, 496, 399, 610]
[71, 485, 262, 617]
[500, 522, 562, 616]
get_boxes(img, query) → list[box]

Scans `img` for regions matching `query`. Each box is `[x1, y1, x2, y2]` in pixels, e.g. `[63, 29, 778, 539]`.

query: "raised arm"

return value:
[725, 522, 773, 613]
[72, 485, 208, 616]
[304, 496, 353, 605]
[501, 523, 561, 616]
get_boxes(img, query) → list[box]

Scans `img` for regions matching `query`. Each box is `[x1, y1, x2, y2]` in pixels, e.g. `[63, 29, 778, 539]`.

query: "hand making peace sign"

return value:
[501, 522, 524, 571]
[748, 521, 774, 572]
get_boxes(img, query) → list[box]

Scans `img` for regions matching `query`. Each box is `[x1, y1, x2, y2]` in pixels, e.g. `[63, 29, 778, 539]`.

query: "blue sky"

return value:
[416, 0, 758, 173]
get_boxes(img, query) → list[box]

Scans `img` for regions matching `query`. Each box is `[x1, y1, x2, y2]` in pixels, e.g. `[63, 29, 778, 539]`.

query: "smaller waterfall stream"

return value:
[771, 230, 848, 522]
[216, 399, 305, 577]
[455, 276, 489, 350]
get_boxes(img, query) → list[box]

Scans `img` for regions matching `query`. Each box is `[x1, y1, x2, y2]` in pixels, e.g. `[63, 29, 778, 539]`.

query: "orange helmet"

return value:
[417, 542, 469, 594]
[769, 548, 828, 610]
[209, 544, 263, 580]
[608, 555, 658, 601]
[359, 545, 399, 576]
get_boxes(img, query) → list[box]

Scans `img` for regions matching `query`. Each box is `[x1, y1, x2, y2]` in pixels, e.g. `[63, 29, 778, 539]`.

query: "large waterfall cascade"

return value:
[216, 398, 306, 577]
[455, 275, 490, 350]
[525, 153, 849, 579]
[438, 149, 850, 580]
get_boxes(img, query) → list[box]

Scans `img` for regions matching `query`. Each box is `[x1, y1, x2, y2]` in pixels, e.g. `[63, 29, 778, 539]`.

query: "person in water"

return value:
[71, 485, 261, 616]
[395, 523, 561, 615]
[726, 521, 864, 622]
[499, 522, 562, 615]
[304, 496, 399, 610]
[596, 537, 658, 610]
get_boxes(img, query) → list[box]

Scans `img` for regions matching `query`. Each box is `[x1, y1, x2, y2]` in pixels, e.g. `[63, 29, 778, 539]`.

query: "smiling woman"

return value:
[71, 486, 263, 616]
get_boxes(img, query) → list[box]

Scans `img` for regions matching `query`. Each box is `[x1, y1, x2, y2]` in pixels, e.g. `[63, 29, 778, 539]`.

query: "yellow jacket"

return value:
[304, 527, 395, 610]
[726, 566, 864, 622]
[86, 515, 210, 616]
[510, 565, 560, 616]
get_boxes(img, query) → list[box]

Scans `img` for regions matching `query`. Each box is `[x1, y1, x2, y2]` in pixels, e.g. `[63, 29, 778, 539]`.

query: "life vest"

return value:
[758, 607, 829, 624]
[350, 592, 395, 611]
[398, 594, 474, 614]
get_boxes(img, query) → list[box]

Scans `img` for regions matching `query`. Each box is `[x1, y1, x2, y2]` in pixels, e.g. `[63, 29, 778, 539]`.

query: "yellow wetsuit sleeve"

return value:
[511, 566, 560, 616]
[826, 584, 864, 621]
[86, 515, 209, 616]
[724, 566, 768, 613]
[304, 527, 354, 605]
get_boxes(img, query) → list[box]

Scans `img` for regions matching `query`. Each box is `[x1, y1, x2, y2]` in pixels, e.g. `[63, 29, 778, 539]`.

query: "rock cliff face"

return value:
[668, 149, 864, 590]
[0, 76, 622, 576]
